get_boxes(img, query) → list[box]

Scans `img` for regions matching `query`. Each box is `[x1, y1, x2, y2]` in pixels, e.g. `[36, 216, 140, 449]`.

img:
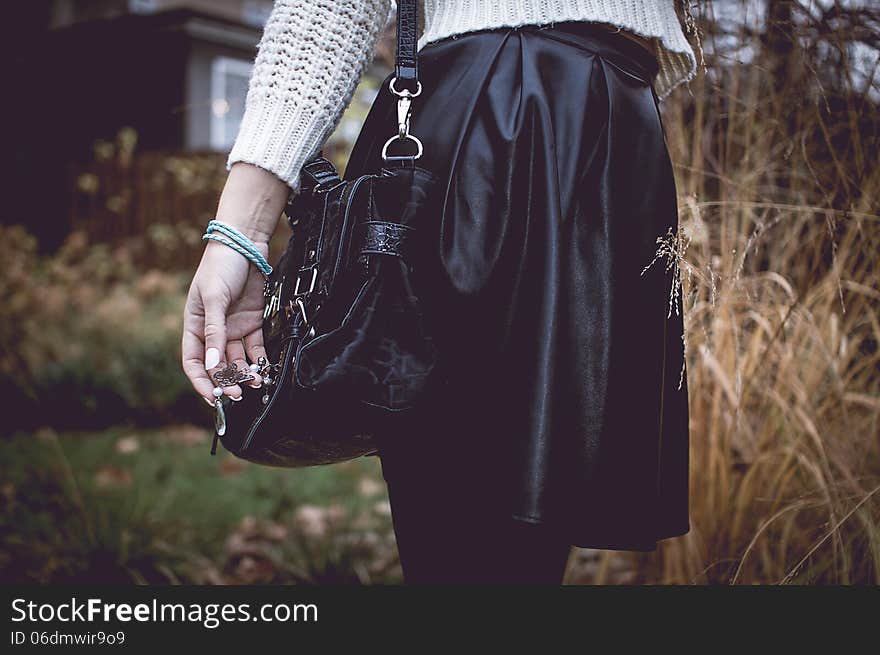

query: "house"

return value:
[5, 0, 393, 249]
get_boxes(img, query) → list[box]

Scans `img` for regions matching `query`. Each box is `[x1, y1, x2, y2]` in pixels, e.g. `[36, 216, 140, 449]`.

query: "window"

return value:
[210, 57, 253, 151]
[128, 0, 160, 13]
[241, 0, 273, 28]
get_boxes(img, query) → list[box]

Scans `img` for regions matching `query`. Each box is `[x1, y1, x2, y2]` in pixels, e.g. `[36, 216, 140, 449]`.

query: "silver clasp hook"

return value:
[383, 77, 424, 162]
[396, 93, 412, 139]
[390, 76, 421, 138]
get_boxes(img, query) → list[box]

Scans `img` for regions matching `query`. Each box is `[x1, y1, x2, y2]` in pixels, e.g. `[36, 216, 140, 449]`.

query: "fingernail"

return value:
[230, 395, 243, 402]
[248, 382, 262, 389]
[205, 347, 221, 370]
[203, 397, 215, 407]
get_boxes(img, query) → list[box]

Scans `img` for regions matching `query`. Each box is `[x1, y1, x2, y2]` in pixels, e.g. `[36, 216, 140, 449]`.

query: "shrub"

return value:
[1, 225, 198, 430]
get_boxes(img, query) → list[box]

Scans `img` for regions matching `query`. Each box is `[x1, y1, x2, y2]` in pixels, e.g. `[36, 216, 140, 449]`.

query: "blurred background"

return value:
[1, 0, 878, 585]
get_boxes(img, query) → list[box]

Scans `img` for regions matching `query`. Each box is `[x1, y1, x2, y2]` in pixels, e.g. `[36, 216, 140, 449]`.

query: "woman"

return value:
[182, 0, 697, 584]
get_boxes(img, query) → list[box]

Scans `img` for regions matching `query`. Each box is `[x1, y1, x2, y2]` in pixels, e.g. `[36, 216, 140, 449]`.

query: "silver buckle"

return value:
[293, 265, 318, 296]
[262, 276, 284, 319]
[295, 296, 309, 325]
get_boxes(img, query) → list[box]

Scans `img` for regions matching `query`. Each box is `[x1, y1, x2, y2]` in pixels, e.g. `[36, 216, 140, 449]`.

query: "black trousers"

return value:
[382, 475, 572, 584]
[376, 417, 572, 584]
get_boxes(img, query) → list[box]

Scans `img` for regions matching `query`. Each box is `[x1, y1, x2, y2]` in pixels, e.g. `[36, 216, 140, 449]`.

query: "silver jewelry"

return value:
[210, 361, 255, 387]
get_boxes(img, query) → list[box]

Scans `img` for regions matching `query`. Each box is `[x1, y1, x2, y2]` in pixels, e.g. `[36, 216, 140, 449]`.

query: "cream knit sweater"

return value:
[227, 1, 697, 194]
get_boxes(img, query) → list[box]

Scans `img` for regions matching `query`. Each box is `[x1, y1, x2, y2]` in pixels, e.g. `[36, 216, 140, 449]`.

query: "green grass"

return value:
[0, 425, 396, 584]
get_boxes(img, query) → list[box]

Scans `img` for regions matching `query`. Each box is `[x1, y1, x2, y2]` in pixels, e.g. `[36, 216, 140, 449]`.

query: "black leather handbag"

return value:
[209, 0, 440, 467]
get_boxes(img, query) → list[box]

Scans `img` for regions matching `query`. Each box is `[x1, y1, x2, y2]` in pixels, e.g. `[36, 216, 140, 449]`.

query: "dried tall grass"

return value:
[602, 2, 880, 584]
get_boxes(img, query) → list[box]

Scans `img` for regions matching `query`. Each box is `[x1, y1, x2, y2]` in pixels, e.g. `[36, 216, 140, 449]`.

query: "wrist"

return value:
[214, 162, 291, 244]
[203, 222, 273, 276]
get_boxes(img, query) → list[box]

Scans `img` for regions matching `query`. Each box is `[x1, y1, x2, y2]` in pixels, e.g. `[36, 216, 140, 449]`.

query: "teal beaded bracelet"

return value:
[202, 220, 273, 276]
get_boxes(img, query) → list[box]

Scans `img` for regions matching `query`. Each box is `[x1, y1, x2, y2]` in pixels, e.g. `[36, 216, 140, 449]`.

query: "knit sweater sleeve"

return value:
[226, 0, 396, 195]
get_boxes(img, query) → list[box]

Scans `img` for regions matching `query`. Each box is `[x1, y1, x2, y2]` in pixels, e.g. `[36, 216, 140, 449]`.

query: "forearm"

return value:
[217, 0, 394, 243]
[213, 162, 290, 244]
[225, 0, 394, 193]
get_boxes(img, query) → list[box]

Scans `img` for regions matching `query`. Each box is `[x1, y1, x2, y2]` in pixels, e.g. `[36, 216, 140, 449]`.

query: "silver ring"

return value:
[389, 77, 422, 97]
[381, 133, 424, 161]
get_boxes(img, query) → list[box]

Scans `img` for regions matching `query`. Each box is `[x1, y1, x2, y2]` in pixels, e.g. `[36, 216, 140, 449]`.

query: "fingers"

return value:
[182, 276, 266, 409]
[243, 326, 268, 378]
[214, 319, 266, 402]
[221, 339, 250, 400]
[203, 291, 229, 379]
[182, 324, 220, 407]
[238, 330, 264, 390]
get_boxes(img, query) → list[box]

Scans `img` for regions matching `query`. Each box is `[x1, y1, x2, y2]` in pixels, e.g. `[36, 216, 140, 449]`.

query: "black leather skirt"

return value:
[343, 20, 690, 551]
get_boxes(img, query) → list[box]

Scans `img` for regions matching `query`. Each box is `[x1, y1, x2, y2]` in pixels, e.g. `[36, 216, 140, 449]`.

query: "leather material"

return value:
[214, 0, 436, 469]
[293, 165, 440, 411]
[300, 156, 342, 189]
[218, 162, 441, 468]
[358, 221, 415, 259]
[394, 0, 419, 91]
[344, 21, 691, 551]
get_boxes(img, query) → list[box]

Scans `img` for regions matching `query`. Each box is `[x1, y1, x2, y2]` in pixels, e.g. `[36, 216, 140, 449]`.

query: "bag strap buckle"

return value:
[293, 264, 318, 297]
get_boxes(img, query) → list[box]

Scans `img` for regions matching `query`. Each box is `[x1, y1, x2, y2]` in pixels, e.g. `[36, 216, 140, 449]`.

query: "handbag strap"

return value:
[303, 0, 424, 176]
[383, 0, 424, 162]
[394, 0, 419, 93]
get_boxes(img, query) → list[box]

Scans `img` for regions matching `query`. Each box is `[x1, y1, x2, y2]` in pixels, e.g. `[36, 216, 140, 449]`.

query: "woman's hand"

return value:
[182, 239, 269, 405]
[181, 162, 291, 406]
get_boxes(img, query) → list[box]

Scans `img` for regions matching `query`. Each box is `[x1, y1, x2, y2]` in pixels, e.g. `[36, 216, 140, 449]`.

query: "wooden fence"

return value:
[68, 148, 228, 245]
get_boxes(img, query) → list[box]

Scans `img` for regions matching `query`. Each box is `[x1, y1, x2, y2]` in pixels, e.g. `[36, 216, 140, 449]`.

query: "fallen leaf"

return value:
[230, 554, 276, 585]
[220, 458, 246, 476]
[358, 476, 384, 497]
[163, 424, 209, 446]
[115, 435, 140, 454]
[294, 505, 328, 539]
[94, 467, 133, 488]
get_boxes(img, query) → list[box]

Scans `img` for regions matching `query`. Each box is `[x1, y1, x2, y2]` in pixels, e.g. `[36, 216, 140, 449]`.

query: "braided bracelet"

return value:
[202, 220, 273, 276]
